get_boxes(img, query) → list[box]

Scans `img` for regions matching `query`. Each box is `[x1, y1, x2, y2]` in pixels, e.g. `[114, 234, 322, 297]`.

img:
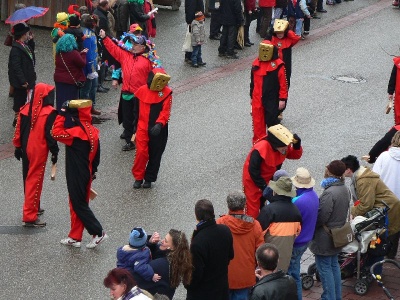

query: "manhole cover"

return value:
[332, 75, 366, 84]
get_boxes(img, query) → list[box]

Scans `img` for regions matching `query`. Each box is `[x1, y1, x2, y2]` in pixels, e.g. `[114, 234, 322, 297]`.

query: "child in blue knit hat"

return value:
[116, 227, 161, 282]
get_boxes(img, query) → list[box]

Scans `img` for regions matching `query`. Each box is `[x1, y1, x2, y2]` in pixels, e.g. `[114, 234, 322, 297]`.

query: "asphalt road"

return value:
[0, 0, 399, 298]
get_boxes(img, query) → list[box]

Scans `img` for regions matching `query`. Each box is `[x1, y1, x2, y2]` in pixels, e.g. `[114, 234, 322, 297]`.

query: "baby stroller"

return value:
[306, 203, 390, 296]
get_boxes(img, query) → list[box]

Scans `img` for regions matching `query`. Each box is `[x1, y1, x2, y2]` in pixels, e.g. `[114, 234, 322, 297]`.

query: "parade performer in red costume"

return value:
[242, 124, 302, 219]
[387, 57, 400, 125]
[13, 83, 59, 227]
[52, 100, 107, 248]
[250, 40, 288, 144]
[132, 68, 172, 189]
[267, 19, 300, 89]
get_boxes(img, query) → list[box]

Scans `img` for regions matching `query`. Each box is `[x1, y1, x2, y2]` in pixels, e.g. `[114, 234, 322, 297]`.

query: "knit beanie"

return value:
[129, 227, 147, 248]
[326, 160, 346, 177]
[69, 14, 80, 27]
[272, 169, 289, 181]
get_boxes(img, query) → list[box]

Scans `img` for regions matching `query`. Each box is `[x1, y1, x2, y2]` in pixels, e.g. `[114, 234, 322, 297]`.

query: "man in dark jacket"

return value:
[186, 199, 234, 300]
[218, 0, 243, 58]
[114, 0, 130, 38]
[8, 22, 36, 127]
[250, 243, 297, 300]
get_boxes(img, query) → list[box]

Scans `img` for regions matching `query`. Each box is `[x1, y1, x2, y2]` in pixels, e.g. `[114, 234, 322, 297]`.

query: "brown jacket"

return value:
[217, 210, 264, 289]
[352, 166, 400, 235]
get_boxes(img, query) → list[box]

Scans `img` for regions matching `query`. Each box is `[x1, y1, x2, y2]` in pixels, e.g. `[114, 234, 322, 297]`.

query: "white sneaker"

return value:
[86, 231, 108, 249]
[60, 237, 81, 248]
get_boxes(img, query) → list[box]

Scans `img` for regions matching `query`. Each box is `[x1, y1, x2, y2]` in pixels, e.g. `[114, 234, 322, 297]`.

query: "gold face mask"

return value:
[273, 19, 289, 33]
[259, 42, 274, 62]
[268, 124, 294, 146]
[69, 99, 93, 108]
[149, 73, 171, 91]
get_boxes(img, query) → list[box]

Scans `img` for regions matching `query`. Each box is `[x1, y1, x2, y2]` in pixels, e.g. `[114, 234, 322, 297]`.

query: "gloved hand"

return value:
[292, 134, 301, 150]
[14, 147, 22, 161]
[150, 123, 162, 136]
[59, 101, 70, 116]
[92, 173, 97, 180]
[51, 154, 58, 164]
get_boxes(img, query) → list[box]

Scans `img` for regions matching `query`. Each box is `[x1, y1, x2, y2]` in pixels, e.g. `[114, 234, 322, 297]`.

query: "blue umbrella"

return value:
[5, 6, 49, 25]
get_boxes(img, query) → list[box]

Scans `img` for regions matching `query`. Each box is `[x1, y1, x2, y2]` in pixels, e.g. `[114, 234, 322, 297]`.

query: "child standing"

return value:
[190, 11, 206, 68]
[287, 0, 311, 38]
[117, 227, 161, 282]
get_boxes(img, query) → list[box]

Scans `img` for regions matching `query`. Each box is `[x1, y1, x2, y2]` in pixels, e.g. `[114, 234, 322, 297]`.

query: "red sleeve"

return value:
[51, 115, 74, 146]
[103, 36, 125, 63]
[12, 113, 22, 148]
[286, 30, 301, 46]
[156, 93, 172, 126]
[278, 65, 288, 100]
[286, 145, 303, 159]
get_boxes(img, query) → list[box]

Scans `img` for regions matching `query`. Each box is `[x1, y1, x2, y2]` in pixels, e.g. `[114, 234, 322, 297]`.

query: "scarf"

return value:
[320, 177, 340, 189]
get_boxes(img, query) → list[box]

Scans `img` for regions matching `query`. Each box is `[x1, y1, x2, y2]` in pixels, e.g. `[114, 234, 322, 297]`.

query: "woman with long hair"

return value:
[135, 229, 192, 299]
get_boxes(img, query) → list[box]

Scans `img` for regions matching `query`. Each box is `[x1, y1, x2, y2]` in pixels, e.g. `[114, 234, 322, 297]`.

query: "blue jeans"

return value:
[229, 288, 250, 300]
[295, 19, 303, 36]
[287, 243, 309, 300]
[315, 254, 342, 300]
[80, 77, 98, 105]
[191, 45, 203, 65]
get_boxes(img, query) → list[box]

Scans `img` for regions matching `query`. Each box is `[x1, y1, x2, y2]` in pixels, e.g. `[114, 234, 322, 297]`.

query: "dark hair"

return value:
[341, 155, 360, 173]
[99, 0, 109, 7]
[168, 229, 192, 287]
[103, 268, 136, 293]
[256, 243, 279, 271]
[195, 199, 215, 221]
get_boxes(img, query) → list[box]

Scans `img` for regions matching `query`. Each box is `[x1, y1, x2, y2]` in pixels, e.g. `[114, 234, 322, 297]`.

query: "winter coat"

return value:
[219, 0, 243, 26]
[94, 7, 111, 35]
[373, 147, 400, 198]
[185, 0, 205, 24]
[8, 41, 36, 89]
[351, 167, 400, 235]
[249, 270, 297, 300]
[102, 36, 152, 94]
[259, 0, 276, 8]
[309, 180, 350, 256]
[191, 20, 206, 46]
[185, 219, 234, 300]
[54, 50, 86, 85]
[216, 211, 264, 289]
[117, 245, 155, 281]
[128, 1, 150, 35]
[292, 188, 319, 247]
[114, 0, 130, 33]
[257, 195, 302, 272]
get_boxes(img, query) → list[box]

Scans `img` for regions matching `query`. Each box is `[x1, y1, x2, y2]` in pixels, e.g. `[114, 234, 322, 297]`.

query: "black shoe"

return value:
[234, 44, 243, 50]
[317, 8, 327, 12]
[198, 62, 207, 66]
[244, 42, 252, 47]
[133, 180, 143, 189]
[191, 63, 199, 68]
[97, 86, 108, 93]
[120, 132, 127, 139]
[122, 142, 135, 151]
[100, 85, 110, 91]
[226, 54, 239, 59]
[143, 181, 152, 188]
[23, 218, 46, 227]
[209, 34, 221, 40]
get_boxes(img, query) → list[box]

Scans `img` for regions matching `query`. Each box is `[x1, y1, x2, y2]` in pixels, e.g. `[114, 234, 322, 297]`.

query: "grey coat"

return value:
[309, 180, 350, 256]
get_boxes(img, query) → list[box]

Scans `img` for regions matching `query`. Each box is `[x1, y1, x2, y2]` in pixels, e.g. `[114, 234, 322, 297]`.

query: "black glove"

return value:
[292, 134, 301, 150]
[51, 154, 58, 164]
[92, 173, 97, 180]
[14, 147, 22, 161]
[150, 123, 162, 136]
[59, 101, 70, 116]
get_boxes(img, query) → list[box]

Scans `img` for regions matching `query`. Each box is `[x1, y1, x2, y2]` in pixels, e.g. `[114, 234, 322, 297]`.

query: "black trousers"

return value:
[121, 97, 136, 144]
[13, 88, 28, 112]
[218, 25, 238, 55]
[209, 9, 222, 37]
[145, 126, 168, 182]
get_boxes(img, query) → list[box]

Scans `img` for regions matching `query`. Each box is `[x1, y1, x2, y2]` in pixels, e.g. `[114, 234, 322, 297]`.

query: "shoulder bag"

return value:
[323, 223, 354, 248]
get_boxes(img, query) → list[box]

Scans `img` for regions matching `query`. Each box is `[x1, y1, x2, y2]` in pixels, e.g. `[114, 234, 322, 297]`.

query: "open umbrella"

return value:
[5, 6, 49, 25]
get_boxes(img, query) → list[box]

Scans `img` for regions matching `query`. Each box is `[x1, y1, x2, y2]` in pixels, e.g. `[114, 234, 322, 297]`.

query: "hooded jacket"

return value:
[117, 245, 154, 281]
[373, 147, 400, 198]
[352, 167, 400, 235]
[216, 210, 264, 289]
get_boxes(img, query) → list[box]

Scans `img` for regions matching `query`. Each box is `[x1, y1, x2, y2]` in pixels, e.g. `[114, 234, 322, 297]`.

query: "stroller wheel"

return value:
[301, 274, 314, 290]
[307, 263, 320, 281]
[354, 279, 369, 295]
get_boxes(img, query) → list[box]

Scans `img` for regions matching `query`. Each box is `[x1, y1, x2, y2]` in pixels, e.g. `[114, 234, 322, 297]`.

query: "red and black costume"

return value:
[267, 30, 300, 88]
[13, 83, 59, 224]
[387, 57, 400, 125]
[132, 69, 172, 184]
[51, 102, 103, 241]
[250, 43, 288, 144]
[242, 134, 302, 219]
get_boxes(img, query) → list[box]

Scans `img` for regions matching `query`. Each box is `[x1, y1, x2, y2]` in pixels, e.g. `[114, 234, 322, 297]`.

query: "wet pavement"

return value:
[1, 0, 400, 298]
